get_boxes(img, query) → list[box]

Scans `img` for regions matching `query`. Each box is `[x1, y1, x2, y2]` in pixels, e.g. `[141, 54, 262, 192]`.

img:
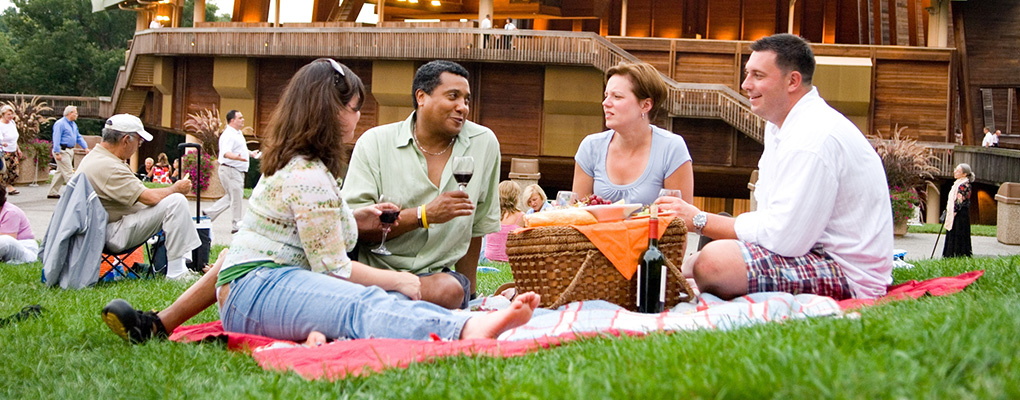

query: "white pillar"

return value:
[926, 0, 950, 48]
[620, 0, 628, 36]
[194, 0, 206, 24]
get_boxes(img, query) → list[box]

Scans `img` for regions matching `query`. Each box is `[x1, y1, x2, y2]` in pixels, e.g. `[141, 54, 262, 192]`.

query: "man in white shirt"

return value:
[657, 33, 893, 300]
[479, 14, 492, 48]
[204, 110, 250, 233]
[981, 127, 999, 147]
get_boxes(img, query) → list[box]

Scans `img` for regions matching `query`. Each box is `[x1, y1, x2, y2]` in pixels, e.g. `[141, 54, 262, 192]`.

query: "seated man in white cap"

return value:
[75, 114, 202, 280]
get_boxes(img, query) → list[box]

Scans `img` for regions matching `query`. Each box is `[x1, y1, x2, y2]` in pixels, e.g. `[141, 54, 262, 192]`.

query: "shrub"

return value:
[180, 151, 216, 195]
[22, 138, 51, 164]
[890, 186, 920, 224]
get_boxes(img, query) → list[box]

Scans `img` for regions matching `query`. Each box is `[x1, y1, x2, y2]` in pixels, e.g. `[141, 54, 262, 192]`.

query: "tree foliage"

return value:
[0, 0, 135, 96]
[181, 0, 232, 27]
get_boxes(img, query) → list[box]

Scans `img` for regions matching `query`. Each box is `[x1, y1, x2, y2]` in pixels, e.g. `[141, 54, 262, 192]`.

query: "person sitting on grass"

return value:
[0, 189, 38, 264]
[100, 59, 539, 344]
[655, 34, 892, 300]
[522, 183, 552, 214]
[483, 181, 527, 263]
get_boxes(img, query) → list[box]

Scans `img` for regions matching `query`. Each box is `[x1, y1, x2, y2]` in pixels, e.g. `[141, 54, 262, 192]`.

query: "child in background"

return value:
[522, 183, 552, 214]
[484, 181, 526, 262]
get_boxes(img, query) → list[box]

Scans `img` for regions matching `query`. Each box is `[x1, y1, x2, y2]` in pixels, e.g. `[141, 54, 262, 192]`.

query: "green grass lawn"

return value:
[2, 255, 1018, 398]
[909, 223, 997, 237]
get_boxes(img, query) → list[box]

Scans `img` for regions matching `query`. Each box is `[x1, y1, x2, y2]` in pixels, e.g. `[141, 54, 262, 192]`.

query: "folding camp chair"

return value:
[100, 232, 167, 280]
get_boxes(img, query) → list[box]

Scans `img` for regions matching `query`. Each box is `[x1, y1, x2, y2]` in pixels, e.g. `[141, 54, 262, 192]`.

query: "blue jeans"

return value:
[219, 266, 471, 342]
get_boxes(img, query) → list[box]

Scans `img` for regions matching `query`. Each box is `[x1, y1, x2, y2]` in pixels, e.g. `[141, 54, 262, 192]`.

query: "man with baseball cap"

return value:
[75, 114, 202, 280]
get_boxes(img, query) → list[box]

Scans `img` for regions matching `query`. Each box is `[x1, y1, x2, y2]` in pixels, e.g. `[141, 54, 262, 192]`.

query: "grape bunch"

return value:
[582, 194, 612, 206]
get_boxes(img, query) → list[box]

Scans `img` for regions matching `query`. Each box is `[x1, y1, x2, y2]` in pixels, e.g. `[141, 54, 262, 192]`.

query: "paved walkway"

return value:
[10, 181, 1020, 261]
[13, 180, 236, 248]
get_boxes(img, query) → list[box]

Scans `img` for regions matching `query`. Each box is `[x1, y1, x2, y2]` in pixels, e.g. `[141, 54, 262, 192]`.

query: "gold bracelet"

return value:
[420, 205, 429, 229]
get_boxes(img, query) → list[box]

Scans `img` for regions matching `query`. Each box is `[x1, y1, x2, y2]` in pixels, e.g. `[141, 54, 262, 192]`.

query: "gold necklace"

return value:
[412, 123, 455, 157]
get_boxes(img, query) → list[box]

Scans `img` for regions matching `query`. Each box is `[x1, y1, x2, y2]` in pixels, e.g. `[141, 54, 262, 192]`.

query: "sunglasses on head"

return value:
[317, 58, 346, 89]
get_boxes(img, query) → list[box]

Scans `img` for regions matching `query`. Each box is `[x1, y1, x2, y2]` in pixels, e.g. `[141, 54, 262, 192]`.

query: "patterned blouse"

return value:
[218, 156, 359, 278]
[954, 181, 972, 210]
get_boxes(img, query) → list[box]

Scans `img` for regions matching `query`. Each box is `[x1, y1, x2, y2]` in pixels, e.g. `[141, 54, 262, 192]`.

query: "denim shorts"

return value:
[219, 266, 472, 342]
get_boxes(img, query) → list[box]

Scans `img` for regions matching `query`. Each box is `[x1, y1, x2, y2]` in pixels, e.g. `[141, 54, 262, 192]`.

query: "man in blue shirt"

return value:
[47, 106, 90, 199]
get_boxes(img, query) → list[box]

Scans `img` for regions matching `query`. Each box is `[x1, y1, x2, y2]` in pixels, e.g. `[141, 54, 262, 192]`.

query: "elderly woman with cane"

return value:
[942, 163, 974, 258]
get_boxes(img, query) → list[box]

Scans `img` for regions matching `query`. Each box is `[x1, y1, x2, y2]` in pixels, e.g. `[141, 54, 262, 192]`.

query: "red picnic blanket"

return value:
[171, 270, 983, 380]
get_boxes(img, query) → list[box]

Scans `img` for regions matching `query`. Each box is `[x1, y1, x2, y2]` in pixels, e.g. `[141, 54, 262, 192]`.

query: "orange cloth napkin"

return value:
[572, 216, 674, 280]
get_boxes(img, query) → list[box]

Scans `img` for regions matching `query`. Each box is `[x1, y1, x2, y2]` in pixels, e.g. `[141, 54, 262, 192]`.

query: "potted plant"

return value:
[183, 108, 225, 199]
[1, 96, 54, 184]
[889, 186, 921, 235]
[871, 125, 938, 235]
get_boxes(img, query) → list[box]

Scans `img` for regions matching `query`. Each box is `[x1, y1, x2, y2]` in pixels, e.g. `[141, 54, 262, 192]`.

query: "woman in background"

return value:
[484, 181, 527, 262]
[522, 183, 551, 214]
[572, 62, 693, 206]
[0, 105, 22, 195]
[943, 163, 974, 258]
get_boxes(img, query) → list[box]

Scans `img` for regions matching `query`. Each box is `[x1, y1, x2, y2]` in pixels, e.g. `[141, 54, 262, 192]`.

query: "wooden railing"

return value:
[952, 146, 1020, 185]
[0, 94, 107, 119]
[120, 27, 766, 141]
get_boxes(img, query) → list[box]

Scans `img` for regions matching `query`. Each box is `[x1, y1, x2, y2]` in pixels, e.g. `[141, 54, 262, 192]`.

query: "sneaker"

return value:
[100, 299, 168, 344]
[168, 269, 201, 281]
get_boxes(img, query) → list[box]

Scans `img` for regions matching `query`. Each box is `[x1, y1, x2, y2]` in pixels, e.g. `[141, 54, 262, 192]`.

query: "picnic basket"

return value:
[506, 217, 695, 310]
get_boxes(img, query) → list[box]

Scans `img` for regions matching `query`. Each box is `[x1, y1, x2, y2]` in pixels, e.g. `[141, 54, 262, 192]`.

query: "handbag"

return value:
[939, 209, 947, 223]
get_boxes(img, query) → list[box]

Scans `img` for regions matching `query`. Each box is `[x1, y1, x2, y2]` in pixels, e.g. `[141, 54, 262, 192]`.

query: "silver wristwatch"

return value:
[692, 212, 708, 234]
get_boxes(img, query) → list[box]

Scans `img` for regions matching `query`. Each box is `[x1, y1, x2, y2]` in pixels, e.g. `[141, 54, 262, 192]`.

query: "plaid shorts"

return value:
[739, 242, 853, 300]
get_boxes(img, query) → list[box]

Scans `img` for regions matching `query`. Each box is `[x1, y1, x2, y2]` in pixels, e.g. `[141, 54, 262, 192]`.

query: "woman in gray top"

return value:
[572, 62, 693, 206]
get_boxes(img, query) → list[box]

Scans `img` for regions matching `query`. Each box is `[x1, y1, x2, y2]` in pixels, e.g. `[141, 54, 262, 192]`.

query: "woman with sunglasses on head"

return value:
[205, 59, 539, 342]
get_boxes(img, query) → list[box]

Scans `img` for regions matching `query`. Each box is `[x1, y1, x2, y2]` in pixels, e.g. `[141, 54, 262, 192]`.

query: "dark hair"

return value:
[411, 60, 469, 110]
[226, 110, 240, 124]
[0, 186, 5, 209]
[750, 33, 815, 85]
[606, 62, 668, 121]
[260, 59, 365, 177]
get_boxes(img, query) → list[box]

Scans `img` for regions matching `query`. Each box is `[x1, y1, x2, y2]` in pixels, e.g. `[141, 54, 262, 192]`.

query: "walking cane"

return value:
[930, 222, 945, 259]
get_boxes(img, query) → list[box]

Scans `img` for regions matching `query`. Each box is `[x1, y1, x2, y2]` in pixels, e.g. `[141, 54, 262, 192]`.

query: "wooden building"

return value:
[92, 0, 1019, 219]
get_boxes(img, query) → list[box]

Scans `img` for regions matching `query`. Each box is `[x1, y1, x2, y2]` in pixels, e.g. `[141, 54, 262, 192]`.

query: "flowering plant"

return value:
[889, 186, 920, 224]
[180, 151, 216, 195]
[22, 138, 52, 164]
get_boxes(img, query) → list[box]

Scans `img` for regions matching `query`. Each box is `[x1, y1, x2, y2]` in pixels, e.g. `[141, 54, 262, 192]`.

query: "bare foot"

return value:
[460, 292, 540, 340]
[305, 330, 326, 346]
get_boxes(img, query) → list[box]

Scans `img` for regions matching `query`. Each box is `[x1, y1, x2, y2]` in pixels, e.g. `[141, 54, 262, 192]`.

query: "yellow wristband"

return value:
[420, 205, 429, 229]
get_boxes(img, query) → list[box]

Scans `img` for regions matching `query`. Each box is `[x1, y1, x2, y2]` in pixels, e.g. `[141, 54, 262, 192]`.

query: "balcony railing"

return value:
[121, 27, 766, 141]
[0, 94, 106, 119]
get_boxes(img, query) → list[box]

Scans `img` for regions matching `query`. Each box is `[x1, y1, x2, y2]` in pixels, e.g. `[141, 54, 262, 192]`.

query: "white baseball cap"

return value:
[106, 114, 153, 141]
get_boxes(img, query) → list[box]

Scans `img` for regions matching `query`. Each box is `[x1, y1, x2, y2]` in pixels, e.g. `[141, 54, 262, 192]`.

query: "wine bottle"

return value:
[637, 205, 666, 313]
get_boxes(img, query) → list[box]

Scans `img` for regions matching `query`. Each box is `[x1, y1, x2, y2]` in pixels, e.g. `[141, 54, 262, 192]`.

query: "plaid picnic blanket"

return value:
[170, 271, 982, 380]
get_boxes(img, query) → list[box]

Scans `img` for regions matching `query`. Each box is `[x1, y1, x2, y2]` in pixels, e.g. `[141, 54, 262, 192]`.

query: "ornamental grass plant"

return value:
[872, 125, 939, 225]
[2, 255, 1018, 398]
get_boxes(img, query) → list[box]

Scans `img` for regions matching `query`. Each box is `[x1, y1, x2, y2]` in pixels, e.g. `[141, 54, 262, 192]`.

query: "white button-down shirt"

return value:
[218, 125, 249, 172]
[734, 87, 893, 299]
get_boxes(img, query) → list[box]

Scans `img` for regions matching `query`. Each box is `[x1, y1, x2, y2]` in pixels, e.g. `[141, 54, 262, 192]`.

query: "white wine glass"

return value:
[452, 156, 474, 191]
[556, 191, 578, 209]
[371, 195, 400, 256]
[658, 189, 682, 200]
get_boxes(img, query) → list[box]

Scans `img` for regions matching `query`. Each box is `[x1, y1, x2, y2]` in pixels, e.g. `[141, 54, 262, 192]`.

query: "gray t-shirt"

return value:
[574, 124, 692, 205]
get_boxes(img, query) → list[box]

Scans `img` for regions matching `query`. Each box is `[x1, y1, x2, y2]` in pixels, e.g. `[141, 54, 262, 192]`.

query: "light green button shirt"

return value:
[341, 112, 501, 274]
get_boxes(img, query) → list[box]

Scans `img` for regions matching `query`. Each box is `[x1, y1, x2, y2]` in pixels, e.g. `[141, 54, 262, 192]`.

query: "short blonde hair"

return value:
[521, 183, 547, 205]
[498, 180, 522, 218]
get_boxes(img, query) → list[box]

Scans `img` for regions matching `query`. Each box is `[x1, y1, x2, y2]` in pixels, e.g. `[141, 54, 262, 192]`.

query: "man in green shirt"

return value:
[342, 60, 501, 309]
